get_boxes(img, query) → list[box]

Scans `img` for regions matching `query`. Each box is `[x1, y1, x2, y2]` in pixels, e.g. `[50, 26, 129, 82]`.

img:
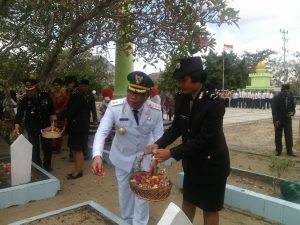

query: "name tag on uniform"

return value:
[119, 118, 129, 121]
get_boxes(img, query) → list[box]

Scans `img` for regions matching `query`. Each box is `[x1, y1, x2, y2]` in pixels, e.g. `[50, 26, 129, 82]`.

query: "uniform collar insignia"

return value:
[198, 91, 204, 100]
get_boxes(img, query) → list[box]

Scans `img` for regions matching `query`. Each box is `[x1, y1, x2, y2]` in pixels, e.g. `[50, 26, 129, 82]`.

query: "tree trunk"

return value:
[297, 120, 300, 145]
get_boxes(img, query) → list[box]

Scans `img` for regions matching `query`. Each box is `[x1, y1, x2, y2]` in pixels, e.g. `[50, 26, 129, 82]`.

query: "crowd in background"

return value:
[217, 90, 274, 109]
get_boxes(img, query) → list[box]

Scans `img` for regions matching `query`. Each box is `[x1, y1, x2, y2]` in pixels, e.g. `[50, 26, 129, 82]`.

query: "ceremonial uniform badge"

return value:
[135, 74, 143, 84]
[118, 127, 126, 135]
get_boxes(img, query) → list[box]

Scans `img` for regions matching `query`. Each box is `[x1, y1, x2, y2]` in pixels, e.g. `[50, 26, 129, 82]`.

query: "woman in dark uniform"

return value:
[149, 57, 230, 225]
[64, 79, 91, 179]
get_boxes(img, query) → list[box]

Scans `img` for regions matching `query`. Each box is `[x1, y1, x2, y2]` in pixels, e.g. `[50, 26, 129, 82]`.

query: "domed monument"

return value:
[246, 62, 274, 91]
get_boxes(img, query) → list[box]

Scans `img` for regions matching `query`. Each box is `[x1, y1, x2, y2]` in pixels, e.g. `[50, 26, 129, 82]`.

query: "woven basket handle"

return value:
[134, 153, 165, 175]
[134, 152, 146, 172]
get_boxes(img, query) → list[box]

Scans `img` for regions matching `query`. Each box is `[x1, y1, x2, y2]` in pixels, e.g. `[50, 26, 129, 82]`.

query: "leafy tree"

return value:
[242, 49, 277, 72]
[61, 51, 114, 92]
[203, 51, 249, 90]
[0, 0, 239, 87]
[159, 48, 278, 92]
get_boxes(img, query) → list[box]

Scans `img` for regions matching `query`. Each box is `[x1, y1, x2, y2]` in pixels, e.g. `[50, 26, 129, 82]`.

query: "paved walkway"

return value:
[224, 107, 300, 125]
[224, 108, 272, 125]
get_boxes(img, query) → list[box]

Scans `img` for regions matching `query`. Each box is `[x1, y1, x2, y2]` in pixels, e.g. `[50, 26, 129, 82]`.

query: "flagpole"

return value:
[222, 51, 225, 91]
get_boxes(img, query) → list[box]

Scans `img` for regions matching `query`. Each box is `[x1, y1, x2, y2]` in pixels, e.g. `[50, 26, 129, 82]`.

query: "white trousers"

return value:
[115, 167, 149, 225]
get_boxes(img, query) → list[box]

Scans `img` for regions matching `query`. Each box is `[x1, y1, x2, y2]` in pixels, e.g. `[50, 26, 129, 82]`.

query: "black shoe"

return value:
[67, 172, 83, 180]
[275, 152, 281, 156]
[288, 153, 297, 157]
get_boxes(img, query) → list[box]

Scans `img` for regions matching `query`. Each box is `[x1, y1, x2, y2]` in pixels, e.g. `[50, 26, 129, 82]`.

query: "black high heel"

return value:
[67, 171, 83, 180]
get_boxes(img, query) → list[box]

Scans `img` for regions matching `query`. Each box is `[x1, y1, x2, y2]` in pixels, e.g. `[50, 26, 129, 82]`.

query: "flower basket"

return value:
[130, 154, 172, 201]
[41, 126, 63, 139]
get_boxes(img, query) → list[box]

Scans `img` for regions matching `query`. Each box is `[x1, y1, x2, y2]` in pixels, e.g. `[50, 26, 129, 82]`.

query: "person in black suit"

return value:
[147, 57, 230, 225]
[64, 79, 91, 179]
[14, 78, 56, 171]
[271, 84, 296, 156]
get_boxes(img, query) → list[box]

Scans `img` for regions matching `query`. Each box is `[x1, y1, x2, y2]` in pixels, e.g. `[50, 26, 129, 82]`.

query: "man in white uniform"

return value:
[92, 71, 164, 225]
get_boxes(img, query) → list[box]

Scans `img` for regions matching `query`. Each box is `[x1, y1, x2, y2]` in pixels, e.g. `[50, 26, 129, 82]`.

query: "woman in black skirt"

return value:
[150, 57, 230, 225]
[64, 79, 91, 179]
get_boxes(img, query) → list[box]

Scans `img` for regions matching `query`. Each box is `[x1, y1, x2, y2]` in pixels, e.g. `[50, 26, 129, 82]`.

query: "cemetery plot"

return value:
[0, 157, 47, 189]
[228, 167, 300, 204]
[0, 157, 60, 209]
[178, 171, 300, 225]
[26, 206, 116, 225]
[10, 201, 128, 225]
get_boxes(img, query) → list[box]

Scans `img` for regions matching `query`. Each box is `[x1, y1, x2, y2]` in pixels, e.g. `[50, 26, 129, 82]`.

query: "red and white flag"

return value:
[223, 44, 233, 51]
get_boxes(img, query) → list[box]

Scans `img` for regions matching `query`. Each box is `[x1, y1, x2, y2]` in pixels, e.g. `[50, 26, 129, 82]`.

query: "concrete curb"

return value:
[0, 162, 60, 209]
[230, 167, 288, 185]
[178, 172, 300, 225]
[9, 201, 129, 225]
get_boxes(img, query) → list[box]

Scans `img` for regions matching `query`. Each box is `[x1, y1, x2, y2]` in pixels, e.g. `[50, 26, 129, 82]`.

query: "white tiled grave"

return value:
[157, 202, 192, 225]
[0, 135, 60, 209]
[10, 135, 32, 186]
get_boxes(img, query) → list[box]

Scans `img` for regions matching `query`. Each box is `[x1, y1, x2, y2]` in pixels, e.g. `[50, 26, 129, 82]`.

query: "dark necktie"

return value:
[132, 109, 139, 125]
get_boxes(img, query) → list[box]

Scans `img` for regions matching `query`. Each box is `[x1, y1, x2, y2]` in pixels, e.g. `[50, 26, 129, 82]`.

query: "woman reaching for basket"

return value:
[148, 57, 230, 225]
[92, 71, 163, 225]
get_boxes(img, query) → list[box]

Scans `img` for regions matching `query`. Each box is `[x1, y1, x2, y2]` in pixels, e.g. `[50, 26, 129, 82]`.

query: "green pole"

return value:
[114, 43, 134, 98]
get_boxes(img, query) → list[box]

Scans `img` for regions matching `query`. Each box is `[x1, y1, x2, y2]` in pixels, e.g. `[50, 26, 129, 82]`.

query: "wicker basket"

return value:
[41, 126, 63, 139]
[130, 154, 172, 201]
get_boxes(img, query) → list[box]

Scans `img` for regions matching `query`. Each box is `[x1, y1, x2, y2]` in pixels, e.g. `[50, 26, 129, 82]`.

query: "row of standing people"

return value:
[218, 90, 274, 109]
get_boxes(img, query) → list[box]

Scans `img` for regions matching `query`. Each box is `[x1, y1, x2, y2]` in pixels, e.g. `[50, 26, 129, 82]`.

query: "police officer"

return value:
[149, 57, 230, 225]
[271, 84, 296, 156]
[14, 78, 56, 171]
[92, 71, 164, 225]
[82, 80, 97, 124]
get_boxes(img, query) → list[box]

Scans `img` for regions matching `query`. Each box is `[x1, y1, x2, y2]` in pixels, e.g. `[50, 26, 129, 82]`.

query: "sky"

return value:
[100, 0, 300, 74]
[212, 0, 300, 55]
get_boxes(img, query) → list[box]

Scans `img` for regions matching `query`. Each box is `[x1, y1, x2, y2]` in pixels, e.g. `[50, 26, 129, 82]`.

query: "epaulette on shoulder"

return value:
[209, 93, 220, 100]
[149, 101, 161, 111]
[176, 91, 183, 96]
[201, 89, 219, 100]
[111, 98, 125, 106]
